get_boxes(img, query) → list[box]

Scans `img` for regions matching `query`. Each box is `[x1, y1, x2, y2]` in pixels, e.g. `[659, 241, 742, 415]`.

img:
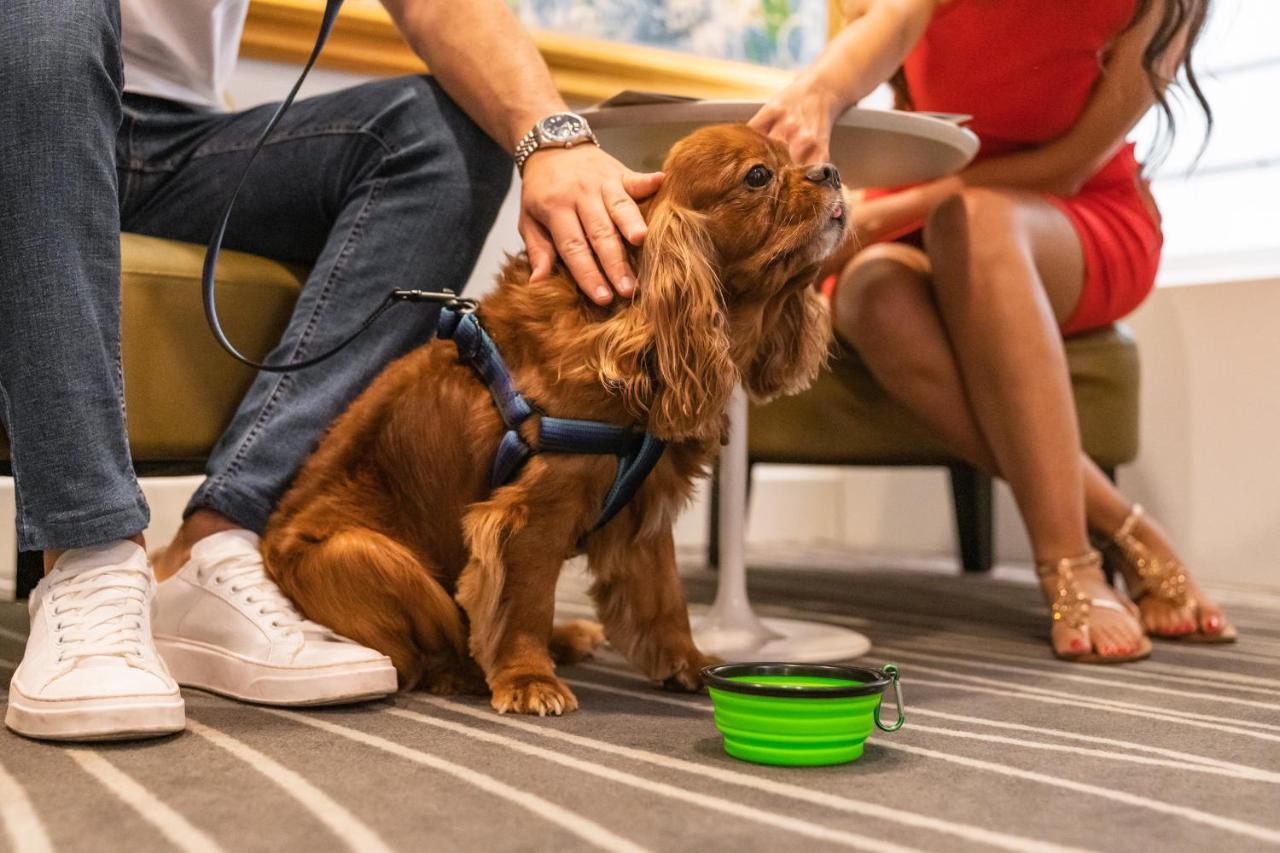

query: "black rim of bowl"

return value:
[701, 663, 892, 699]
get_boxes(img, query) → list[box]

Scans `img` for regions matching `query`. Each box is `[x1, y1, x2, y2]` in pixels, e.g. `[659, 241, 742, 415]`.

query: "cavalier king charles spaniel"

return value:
[262, 124, 847, 715]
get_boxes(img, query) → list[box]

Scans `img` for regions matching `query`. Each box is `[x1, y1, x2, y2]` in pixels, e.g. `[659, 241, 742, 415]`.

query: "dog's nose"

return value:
[804, 163, 841, 189]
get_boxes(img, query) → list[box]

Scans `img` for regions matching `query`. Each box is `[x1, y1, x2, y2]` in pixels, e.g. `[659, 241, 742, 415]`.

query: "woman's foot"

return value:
[1036, 551, 1150, 663]
[1097, 506, 1236, 642]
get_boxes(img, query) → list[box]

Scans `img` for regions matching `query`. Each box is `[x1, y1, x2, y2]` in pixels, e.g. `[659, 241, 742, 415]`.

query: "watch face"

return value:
[540, 113, 585, 142]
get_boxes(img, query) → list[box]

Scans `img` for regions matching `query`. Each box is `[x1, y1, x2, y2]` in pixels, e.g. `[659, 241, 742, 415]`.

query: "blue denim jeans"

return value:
[0, 0, 512, 551]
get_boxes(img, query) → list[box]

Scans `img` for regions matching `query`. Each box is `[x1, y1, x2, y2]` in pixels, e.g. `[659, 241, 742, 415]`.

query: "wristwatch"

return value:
[514, 112, 599, 174]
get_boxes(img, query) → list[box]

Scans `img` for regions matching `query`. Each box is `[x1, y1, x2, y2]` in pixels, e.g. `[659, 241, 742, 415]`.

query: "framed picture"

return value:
[241, 0, 837, 101]
[509, 0, 830, 70]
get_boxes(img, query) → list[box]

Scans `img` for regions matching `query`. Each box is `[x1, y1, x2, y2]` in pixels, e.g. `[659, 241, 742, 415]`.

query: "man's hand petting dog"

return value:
[262, 125, 846, 716]
[519, 145, 664, 306]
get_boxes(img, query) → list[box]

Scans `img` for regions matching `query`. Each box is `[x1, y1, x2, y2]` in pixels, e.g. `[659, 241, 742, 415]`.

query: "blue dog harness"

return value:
[435, 300, 666, 532]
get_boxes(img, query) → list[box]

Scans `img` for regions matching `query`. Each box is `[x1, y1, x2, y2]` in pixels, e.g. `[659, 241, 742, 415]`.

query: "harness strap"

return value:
[436, 307, 665, 531]
[437, 308, 533, 430]
[593, 432, 666, 531]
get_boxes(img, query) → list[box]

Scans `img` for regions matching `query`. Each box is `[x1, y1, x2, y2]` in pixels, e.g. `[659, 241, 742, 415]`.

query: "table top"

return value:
[581, 99, 979, 188]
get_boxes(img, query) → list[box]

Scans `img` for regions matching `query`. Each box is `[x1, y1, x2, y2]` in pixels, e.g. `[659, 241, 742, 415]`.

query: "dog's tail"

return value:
[265, 527, 470, 690]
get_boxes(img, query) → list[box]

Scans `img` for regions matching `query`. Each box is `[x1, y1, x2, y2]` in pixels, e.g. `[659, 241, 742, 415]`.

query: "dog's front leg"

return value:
[457, 479, 580, 716]
[587, 523, 718, 691]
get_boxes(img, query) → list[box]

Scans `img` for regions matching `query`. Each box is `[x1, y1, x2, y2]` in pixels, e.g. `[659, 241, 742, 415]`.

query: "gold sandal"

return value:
[1097, 505, 1237, 644]
[1036, 550, 1151, 664]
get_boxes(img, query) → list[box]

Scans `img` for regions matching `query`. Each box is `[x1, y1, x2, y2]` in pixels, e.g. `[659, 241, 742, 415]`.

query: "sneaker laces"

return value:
[198, 551, 319, 637]
[50, 564, 150, 663]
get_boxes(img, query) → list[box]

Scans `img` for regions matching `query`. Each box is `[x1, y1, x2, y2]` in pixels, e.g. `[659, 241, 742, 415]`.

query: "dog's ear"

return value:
[593, 202, 736, 441]
[745, 284, 832, 403]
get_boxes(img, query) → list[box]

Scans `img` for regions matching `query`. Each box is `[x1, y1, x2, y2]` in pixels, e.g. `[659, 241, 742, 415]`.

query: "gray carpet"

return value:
[2, 561, 1279, 853]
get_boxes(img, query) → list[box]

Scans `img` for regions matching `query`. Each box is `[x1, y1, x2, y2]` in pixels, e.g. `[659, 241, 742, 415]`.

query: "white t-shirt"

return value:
[121, 0, 250, 109]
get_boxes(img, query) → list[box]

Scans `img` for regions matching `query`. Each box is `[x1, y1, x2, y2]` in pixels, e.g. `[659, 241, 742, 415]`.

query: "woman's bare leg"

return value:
[855, 189, 1224, 639]
[831, 193, 1152, 657]
[836, 248, 1225, 638]
[836, 244, 1133, 535]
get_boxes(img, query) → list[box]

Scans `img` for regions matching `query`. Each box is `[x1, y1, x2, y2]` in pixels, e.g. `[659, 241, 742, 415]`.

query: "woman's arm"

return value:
[960, 0, 1189, 196]
[841, 0, 1195, 247]
[750, 0, 945, 164]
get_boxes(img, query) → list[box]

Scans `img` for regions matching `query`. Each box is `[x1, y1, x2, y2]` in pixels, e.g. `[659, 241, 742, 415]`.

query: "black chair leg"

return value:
[1099, 465, 1119, 584]
[950, 464, 994, 573]
[17, 547, 41, 600]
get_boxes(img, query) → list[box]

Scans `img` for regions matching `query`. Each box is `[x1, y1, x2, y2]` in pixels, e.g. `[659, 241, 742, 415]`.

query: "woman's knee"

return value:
[924, 187, 1025, 274]
[833, 245, 930, 350]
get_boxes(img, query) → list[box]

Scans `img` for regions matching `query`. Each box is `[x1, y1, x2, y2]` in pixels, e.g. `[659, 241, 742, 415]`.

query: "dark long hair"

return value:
[887, 0, 1213, 159]
[1130, 0, 1213, 162]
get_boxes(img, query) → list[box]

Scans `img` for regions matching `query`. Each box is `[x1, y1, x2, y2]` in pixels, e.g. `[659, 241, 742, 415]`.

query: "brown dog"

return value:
[261, 124, 847, 715]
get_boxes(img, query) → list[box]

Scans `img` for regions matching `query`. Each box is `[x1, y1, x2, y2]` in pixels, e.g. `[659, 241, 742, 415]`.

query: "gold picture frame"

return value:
[240, 0, 842, 103]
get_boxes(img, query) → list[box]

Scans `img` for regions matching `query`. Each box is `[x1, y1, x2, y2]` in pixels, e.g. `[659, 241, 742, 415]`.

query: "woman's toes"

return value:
[1199, 604, 1228, 636]
[1142, 602, 1186, 637]
[1052, 625, 1089, 657]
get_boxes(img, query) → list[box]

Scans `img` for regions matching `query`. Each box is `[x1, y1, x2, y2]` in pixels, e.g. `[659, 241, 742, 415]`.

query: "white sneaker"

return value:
[6, 541, 185, 741]
[153, 530, 397, 706]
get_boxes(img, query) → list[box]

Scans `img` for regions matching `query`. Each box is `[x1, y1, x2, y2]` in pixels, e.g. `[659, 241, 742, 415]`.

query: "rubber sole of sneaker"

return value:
[156, 637, 398, 707]
[5, 685, 186, 742]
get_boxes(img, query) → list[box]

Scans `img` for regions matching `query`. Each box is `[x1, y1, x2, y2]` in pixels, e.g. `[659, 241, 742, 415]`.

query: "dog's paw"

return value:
[660, 649, 722, 693]
[490, 672, 579, 716]
[550, 619, 608, 665]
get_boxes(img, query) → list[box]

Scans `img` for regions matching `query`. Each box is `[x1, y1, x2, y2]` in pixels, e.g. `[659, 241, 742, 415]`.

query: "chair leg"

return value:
[950, 464, 994, 573]
[707, 468, 721, 569]
[1100, 465, 1119, 585]
[16, 545, 41, 600]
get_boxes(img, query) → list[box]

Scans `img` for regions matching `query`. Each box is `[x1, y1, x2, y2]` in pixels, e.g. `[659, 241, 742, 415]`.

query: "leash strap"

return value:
[201, 0, 439, 372]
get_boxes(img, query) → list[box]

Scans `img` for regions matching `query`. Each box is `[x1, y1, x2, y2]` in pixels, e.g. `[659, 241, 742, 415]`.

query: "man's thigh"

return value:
[118, 75, 510, 266]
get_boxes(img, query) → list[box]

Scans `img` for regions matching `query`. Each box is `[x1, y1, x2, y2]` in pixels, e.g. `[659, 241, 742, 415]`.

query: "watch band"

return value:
[514, 127, 541, 174]
[514, 115, 599, 174]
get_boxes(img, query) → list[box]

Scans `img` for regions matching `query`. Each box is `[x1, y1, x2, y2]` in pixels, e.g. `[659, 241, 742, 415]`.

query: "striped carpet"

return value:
[2, 558, 1279, 853]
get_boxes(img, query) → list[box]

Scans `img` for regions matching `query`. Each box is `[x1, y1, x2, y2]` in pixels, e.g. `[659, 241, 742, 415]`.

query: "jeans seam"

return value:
[190, 126, 397, 162]
[118, 111, 138, 203]
[198, 175, 388, 505]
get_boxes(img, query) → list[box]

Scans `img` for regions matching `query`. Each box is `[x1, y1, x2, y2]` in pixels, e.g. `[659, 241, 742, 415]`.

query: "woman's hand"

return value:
[750, 73, 845, 165]
[751, 0, 941, 165]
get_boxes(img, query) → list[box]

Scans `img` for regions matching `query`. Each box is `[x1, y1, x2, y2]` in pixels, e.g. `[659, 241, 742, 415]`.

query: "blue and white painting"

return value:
[512, 0, 829, 68]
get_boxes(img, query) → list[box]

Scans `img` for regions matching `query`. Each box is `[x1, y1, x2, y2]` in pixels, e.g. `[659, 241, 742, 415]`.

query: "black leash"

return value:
[202, 0, 470, 371]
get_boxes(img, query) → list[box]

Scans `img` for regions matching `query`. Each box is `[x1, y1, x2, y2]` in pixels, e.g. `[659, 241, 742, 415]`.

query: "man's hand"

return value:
[749, 73, 843, 166]
[518, 146, 663, 305]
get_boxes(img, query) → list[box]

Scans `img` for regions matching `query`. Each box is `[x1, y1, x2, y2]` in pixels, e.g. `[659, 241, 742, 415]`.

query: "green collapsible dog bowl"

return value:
[701, 662, 904, 767]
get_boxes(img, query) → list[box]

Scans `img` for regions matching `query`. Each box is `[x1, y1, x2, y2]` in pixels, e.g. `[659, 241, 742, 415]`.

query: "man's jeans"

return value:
[0, 0, 512, 551]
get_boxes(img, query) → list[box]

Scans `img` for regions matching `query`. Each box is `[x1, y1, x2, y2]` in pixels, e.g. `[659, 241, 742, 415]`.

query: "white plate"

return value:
[581, 99, 979, 188]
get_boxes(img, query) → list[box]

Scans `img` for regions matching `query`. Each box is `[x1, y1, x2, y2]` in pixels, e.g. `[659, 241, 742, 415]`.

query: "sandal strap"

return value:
[1113, 504, 1144, 540]
[1089, 597, 1129, 614]
[1035, 550, 1103, 630]
[1106, 504, 1189, 607]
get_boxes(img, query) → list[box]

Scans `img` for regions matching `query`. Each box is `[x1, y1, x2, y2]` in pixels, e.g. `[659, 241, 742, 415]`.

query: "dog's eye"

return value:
[744, 164, 773, 189]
